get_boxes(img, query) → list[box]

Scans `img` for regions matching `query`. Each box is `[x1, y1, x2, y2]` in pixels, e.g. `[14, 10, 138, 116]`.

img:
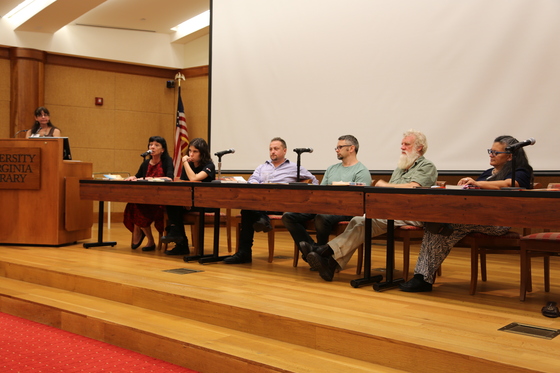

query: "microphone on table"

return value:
[214, 148, 235, 157]
[293, 148, 313, 154]
[505, 138, 536, 152]
[14, 129, 29, 138]
[140, 150, 152, 157]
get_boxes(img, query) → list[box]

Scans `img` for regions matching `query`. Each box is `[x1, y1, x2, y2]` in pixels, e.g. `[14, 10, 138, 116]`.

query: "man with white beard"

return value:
[300, 130, 438, 282]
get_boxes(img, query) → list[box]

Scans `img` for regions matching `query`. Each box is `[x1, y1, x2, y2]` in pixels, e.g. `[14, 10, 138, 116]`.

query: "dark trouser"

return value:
[281, 212, 352, 246]
[165, 205, 207, 238]
[238, 210, 282, 257]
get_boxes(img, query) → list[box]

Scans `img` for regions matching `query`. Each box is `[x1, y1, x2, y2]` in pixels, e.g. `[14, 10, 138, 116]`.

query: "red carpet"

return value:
[0, 312, 198, 372]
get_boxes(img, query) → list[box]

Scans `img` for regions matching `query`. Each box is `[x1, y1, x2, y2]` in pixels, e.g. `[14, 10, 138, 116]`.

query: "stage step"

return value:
[0, 245, 557, 372]
[0, 276, 400, 373]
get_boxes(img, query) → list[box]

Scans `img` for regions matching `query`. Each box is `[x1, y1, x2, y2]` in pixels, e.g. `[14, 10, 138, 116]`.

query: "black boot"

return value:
[161, 225, 185, 244]
[223, 252, 252, 264]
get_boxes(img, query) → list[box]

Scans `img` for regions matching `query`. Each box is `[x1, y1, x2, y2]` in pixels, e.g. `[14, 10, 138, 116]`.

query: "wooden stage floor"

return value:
[1, 223, 559, 372]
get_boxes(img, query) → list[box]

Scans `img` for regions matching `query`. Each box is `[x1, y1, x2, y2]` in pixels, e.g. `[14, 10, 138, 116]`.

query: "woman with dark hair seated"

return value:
[26, 107, 61, 138]
[400, 135, 534, 292]
[123, 136, 174, 251]
[162, 137, 216, 255]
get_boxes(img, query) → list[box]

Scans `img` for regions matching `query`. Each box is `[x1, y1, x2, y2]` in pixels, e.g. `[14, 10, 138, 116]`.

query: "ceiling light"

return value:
[171, 10, 209, 35]
[5, 0, 57, 26]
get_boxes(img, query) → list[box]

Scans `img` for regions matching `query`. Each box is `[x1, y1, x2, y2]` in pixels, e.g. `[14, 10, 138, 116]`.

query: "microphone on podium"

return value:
[505, 138, 536, 152]
[293, 148, 313, 154]
[214, 149, 235, 157]
[140, 150, 152, 157]
[14, 129, 29, 138]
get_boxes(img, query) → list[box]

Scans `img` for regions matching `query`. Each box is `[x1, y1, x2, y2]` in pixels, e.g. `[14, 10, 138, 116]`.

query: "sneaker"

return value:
[399, 274, 433, 292]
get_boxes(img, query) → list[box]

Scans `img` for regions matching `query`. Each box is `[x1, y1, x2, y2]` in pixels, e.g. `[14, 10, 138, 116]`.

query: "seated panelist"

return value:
[282, 135, 372, 262]
[161, 138, 216, 256]
[123, 136, 174, 252]
[223, 137, 319, 264]
[400, 135, 534, 292]
[300, 130, 437, 282]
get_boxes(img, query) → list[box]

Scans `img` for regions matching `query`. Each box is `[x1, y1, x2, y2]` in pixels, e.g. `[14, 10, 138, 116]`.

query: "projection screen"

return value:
[210, 0, 560, 172]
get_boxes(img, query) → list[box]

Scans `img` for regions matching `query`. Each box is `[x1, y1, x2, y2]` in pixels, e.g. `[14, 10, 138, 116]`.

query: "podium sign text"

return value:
[0, 147, 41, 189]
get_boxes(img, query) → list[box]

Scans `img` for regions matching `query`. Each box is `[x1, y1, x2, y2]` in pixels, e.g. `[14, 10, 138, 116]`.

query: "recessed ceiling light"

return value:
[171, 10, 209, 35]
[5, 0, 57, 26]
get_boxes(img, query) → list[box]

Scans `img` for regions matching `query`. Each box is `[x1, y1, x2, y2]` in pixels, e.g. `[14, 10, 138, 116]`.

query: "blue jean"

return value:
[281, 212, 352, 246]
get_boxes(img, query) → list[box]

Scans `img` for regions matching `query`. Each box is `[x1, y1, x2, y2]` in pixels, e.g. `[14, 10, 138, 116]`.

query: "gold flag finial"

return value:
[175, 72, 185, 87]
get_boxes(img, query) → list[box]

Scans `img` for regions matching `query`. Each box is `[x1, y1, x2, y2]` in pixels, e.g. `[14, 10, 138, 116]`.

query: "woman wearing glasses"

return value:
[400, 135, 533, 292]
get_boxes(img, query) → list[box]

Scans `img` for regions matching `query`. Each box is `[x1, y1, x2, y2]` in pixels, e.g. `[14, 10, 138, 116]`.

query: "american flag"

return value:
[172, 87, 189, 178]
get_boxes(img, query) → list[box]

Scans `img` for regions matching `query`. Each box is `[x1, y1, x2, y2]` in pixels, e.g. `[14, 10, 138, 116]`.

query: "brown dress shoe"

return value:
[306, 251, 338, 281]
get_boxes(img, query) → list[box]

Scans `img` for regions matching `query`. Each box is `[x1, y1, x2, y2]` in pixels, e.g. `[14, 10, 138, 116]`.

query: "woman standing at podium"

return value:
[123, 136, 174, 251]
[26, 107, 61, 138]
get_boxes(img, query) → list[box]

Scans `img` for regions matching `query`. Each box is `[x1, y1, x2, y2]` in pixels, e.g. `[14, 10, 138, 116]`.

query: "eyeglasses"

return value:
[335, 145, 352, 151]
[487, 149, 511, 156]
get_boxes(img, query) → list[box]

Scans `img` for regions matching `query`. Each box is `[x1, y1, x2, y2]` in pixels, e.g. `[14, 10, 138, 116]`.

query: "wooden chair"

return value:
[234, 214, 286, 263]
[456, 231, 521, 295]
[234, 214, 349, 265]
[160, 209, 232, 254]
[290, 176, 378, 273]
[519, 232, 560, 301]
[455, 182, 542, 295]
[232, 179, 317, 263]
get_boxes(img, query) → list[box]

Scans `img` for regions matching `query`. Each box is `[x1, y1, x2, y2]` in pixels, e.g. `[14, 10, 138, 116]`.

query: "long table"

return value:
[80, 181, 194, 249]
[80, 180, 560, 289]
[357, 186, 560, 290]
[79, 180, 364, 260]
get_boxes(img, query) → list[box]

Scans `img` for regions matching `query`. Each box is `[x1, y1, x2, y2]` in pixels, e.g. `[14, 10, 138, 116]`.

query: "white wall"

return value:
[0, 18, 208, 69]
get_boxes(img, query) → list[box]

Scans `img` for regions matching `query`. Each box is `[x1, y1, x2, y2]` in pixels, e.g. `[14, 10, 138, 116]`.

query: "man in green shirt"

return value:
[282, 135, 372, 251]
[302, 130, 438, 281]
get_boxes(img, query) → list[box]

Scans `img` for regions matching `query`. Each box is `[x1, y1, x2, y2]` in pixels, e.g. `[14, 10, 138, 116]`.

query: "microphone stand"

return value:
[510, 151, 517, 188]
[501, 149, 521, 190]
[291, 151, 309, 184]
[14, 129, 29, 138]
[296, 152, 302, 182]
[212, 155, 223, 182]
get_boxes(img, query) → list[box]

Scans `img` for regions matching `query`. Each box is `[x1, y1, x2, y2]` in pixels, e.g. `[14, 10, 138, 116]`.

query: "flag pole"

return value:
[172, 73, 188, 179]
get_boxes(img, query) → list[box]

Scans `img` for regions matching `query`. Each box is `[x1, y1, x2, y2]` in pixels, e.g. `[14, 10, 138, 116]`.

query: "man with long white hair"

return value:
[301, 130, 438, 282]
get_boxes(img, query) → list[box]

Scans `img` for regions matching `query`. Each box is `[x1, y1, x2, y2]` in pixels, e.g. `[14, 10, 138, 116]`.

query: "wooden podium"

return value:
[0, 138, 93, 245]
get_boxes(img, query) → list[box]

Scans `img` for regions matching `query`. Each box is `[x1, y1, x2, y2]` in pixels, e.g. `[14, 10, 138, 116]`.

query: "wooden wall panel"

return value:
[114, 74, 175, 113]
[1, 58, 12, 139]
[41, 62, 207, 216]
[45, 66, 116, 108]
[44, 65, 177, 179]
